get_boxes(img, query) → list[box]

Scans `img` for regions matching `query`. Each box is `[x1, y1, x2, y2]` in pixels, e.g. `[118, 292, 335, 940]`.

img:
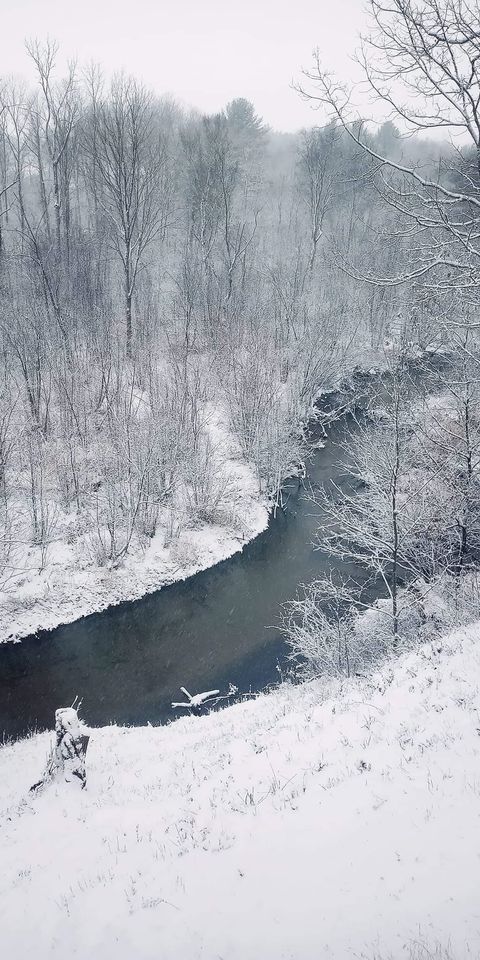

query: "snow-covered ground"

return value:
[2, 625, 480, 959]
[0, 406, 269, 645]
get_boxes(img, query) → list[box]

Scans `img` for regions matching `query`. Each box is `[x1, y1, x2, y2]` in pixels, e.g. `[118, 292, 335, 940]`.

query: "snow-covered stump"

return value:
[54, 708, 90, 787]
[30, 707, 90, 793]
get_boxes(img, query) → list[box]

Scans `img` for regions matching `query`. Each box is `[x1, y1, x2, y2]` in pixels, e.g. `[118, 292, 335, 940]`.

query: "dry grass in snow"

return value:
[1, 626, 480, 958]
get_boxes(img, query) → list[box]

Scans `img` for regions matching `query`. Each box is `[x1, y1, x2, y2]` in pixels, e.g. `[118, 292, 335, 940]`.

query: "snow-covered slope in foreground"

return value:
[2, 628, 480, 959]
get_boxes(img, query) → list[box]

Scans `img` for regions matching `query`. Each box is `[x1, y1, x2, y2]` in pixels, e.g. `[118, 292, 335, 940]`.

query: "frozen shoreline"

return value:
[0, 508, 270, 646]
[0, 404, 271, 645]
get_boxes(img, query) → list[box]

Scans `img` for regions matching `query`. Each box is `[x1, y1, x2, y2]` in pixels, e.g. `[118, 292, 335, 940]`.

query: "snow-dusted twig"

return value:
[172, 687, 220, 709]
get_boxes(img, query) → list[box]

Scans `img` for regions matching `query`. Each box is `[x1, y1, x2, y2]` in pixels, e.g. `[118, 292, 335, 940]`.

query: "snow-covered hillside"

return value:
[1, 627, 480, 958]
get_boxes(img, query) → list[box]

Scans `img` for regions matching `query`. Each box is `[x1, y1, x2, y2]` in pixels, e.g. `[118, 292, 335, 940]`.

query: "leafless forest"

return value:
[2, 2, 480, 652]
[0, 41, 402, 591]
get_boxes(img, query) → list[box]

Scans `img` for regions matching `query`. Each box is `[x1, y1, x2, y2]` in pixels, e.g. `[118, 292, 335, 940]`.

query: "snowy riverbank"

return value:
[0, 406, 270, 644]
[0, 346, 410, 646]
[1, 625, 479, 958]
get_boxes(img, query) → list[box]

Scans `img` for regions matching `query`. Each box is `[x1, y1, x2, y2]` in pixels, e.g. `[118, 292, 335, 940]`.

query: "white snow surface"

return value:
[2, 626, 480, 958]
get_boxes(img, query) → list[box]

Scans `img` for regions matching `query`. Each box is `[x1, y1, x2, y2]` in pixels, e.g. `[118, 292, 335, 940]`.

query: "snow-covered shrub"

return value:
[282, 574, 443, 682]
[365, 940, 454, 960]
[169, 533, 201, 569]
[254, 407, 306, 502]
[163, 504, 183, 549]
[89, 474, 129, 568]
[224, 350, 280, 462]
[22, 431, 60, 571]
[184, 436, 237, 527]
[0, 500, 17, 591]
[284, 569, 480, 685]
[407, 572, 480, 635]
[351, 594, 425, 655]
[281, 578, 373, 679]
[223, 347, 306, 498]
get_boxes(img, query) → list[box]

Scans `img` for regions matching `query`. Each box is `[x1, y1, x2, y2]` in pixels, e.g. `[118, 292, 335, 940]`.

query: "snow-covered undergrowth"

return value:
[2, 626, 479, 958]
[0, 404, 269, 644]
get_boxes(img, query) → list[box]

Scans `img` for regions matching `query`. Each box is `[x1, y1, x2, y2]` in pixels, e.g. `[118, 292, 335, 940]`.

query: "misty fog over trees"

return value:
[0, 39, 411, 590]
[2, 1, 480, 666]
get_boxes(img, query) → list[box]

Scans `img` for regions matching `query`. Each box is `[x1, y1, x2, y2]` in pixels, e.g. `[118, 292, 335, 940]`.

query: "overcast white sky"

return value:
[0, 0, 367, 131]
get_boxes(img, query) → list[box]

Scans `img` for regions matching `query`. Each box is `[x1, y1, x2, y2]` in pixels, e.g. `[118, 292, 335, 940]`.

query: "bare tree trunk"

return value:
[457, 375, 473, 575]
[33, 113, 51, 242]
[53, 158, 61, 255]
[126, 265, 132, 359]
[391, 395, 400, 646]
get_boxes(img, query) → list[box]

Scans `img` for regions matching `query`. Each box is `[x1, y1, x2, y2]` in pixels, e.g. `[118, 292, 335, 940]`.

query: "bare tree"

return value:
[1, 81, 30, 244]
[416, 333, 480, 574]
[298, 121, 340, 270]
[0, 87, 19, 258]
[313, 367, 448, 645]
[297, 1, 480, 306]
[87, 75, 165, 356]
[26, 39, 79, 262]
[181, 113, 259, 335]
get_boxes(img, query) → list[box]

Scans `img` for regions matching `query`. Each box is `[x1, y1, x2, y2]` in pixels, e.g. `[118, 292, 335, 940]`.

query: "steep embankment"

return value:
[1, 625, 479, 958]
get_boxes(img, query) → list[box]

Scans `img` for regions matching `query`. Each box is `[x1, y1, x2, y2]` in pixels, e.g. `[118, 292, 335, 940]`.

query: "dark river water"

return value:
[0, 404, 372, 741]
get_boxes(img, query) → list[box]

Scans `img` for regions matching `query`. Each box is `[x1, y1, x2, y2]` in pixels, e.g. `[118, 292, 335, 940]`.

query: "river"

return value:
[0, 394, 376, 741]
